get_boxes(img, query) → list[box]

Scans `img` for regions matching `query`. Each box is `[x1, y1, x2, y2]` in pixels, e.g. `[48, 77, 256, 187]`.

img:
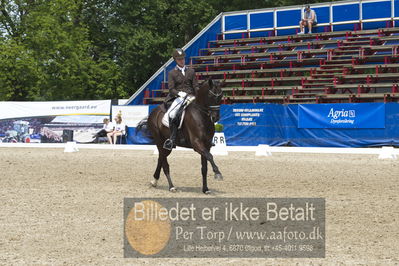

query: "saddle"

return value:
[161, 96, 194, 129]
[160, 98, 192, 148]
[161, 110, 186, 129]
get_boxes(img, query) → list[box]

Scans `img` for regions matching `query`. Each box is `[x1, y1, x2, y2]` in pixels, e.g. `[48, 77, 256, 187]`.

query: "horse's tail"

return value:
[135, 117, 153, 139]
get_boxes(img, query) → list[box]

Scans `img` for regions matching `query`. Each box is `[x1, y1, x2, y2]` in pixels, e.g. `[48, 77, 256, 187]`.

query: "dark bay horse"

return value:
[136, 79, 224, 194]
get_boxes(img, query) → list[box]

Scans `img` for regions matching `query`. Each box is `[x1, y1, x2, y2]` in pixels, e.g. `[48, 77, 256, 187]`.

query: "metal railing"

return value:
[126, 0, 398, 105]
[221, 0, 398, 38]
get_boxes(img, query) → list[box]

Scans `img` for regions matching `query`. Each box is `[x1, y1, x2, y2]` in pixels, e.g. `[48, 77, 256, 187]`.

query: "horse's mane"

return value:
[196, 79, 218, 105]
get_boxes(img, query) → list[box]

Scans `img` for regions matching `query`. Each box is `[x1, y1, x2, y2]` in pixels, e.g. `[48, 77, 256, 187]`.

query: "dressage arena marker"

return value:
[211, 132, 228, 156]
[64, 141, 79, 153]
[0, 143, 397, 160]
[378, 146, 398, 160]
[255, 144, 272, 156]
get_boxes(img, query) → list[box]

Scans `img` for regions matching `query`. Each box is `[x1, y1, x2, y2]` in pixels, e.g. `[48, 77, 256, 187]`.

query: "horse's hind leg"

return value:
[161, 149, 176, 192]
[154, 146, 176, 192]
[201, 155, 211, 194]
[151, 146, 176, 192]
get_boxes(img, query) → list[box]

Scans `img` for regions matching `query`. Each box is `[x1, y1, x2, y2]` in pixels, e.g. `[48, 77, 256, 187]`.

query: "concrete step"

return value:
[330, 57, 356, 61]
[311, 74, 336, 78]
[292, 92, 317, 97]
[298, 87, 327, 92]
[303, 82, 333, 87]
[288, 96, 317, 102]
[347, 36, 372, 41]
[331, 55, 357, 59]
[342, 40, 371, 45]
[334, 49, 360, 53]
[337, 46, 363, 50]
[323, 62, 353, 67]
[307, 78, 334, 82]
[316, 69, 344, 73]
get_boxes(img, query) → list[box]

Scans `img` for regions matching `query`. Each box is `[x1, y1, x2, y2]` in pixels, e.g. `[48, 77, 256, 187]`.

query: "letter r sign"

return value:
[213, 136, 225, 144]
[213, 136, 218, 144]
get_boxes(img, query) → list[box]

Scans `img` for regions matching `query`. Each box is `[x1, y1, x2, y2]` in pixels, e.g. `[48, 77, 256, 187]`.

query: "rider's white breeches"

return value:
[162, 95, 195, 126]
[168, 97, 184, 120]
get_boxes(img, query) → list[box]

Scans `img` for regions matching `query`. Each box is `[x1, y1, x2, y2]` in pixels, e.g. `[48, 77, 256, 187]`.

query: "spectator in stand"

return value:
[94, 118, 114, 143]
[107, 115, 126, 144]
[299, 5, 317, 34]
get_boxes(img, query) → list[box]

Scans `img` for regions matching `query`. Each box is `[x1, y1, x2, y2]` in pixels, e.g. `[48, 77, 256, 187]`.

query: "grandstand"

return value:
[127, 0, 399, 106]
[146, 27, 399, 104]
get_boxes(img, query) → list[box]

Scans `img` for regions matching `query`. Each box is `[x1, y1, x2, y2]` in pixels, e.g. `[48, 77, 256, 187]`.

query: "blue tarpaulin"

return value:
[126, 105, 157, 144]
[128, 103, 399, 147]
[218, 103, 399, 147]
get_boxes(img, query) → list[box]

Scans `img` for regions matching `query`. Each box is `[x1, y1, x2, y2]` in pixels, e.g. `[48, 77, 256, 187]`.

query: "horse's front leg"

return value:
[204, 149, 223, 181]
[194, 141, 223, 181]
[201, 155, 211, 194]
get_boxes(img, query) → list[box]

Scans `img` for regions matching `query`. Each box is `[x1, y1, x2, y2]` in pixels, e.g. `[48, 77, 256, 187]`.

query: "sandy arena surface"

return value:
[0, 147, 398, 265]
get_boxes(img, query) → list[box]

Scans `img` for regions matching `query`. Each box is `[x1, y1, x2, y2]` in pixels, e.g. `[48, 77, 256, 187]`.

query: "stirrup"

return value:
[163, 139, 174, 150]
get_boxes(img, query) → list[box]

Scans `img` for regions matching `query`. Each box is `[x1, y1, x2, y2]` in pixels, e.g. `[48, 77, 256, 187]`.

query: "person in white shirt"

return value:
[93, 118, 114, 143]
[103, 118, 114, 132]
[299, 5, 317, 34]
[107, 115, 126, 144]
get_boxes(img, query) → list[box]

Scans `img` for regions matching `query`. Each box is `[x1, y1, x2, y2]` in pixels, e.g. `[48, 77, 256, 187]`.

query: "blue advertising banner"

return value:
[219, 104, 268, 146]
[298, 103, 385, 129]
[219, 104, 288, 146]
[126, 103, 399, 147]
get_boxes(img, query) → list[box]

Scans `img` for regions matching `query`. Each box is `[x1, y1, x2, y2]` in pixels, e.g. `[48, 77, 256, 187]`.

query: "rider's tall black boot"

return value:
[163, 118, 178, 150]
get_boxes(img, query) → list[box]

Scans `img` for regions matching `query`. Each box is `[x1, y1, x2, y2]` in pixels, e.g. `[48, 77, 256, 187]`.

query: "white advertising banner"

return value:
[0, 100, 111, 120]
[111, 105, 149, 127]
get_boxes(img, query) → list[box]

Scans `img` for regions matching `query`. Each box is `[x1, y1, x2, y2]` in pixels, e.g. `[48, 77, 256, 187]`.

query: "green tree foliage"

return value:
[0, 39, 41, 100]
[0, 0, 328, 101]
[113, 0, 216, 96]
[0, 0, 125, 101]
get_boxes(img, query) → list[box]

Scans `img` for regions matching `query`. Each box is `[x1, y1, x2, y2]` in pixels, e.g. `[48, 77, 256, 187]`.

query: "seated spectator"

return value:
[299, 5, 317, 34]
[107, 115, 126, 144]
[93, 118, 114, 143]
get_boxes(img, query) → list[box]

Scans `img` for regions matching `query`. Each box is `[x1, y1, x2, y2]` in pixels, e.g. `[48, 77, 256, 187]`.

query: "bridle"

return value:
[193, 87, 223, 123]
[208, 88, 223, 98]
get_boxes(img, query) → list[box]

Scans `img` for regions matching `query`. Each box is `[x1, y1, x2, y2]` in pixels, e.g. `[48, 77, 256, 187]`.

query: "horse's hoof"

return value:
[214, 173, 223, 181]
[169, 187, 177, 193]
[203, 190, 211, 194]
[150, 179, 158, 187]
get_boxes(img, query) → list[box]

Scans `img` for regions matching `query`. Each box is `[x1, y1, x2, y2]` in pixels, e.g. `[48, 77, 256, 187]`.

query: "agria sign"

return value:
[298, 103, 385, 129]
[327, 108, 356, 125]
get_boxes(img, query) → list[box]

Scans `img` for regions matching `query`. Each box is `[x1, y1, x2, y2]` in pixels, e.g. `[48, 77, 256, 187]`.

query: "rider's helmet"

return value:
[172, 48, 186, 60]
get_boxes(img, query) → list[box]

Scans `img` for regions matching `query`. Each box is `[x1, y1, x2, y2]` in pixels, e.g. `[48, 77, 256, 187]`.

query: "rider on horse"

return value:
[163, 48, 198, 150]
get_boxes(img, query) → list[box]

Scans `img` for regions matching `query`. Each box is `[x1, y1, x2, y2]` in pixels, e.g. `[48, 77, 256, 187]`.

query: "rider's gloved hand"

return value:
[178, 91, 187, 98]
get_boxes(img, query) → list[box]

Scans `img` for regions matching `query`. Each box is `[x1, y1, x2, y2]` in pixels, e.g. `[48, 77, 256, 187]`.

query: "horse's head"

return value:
[197, 79, 224, 122]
